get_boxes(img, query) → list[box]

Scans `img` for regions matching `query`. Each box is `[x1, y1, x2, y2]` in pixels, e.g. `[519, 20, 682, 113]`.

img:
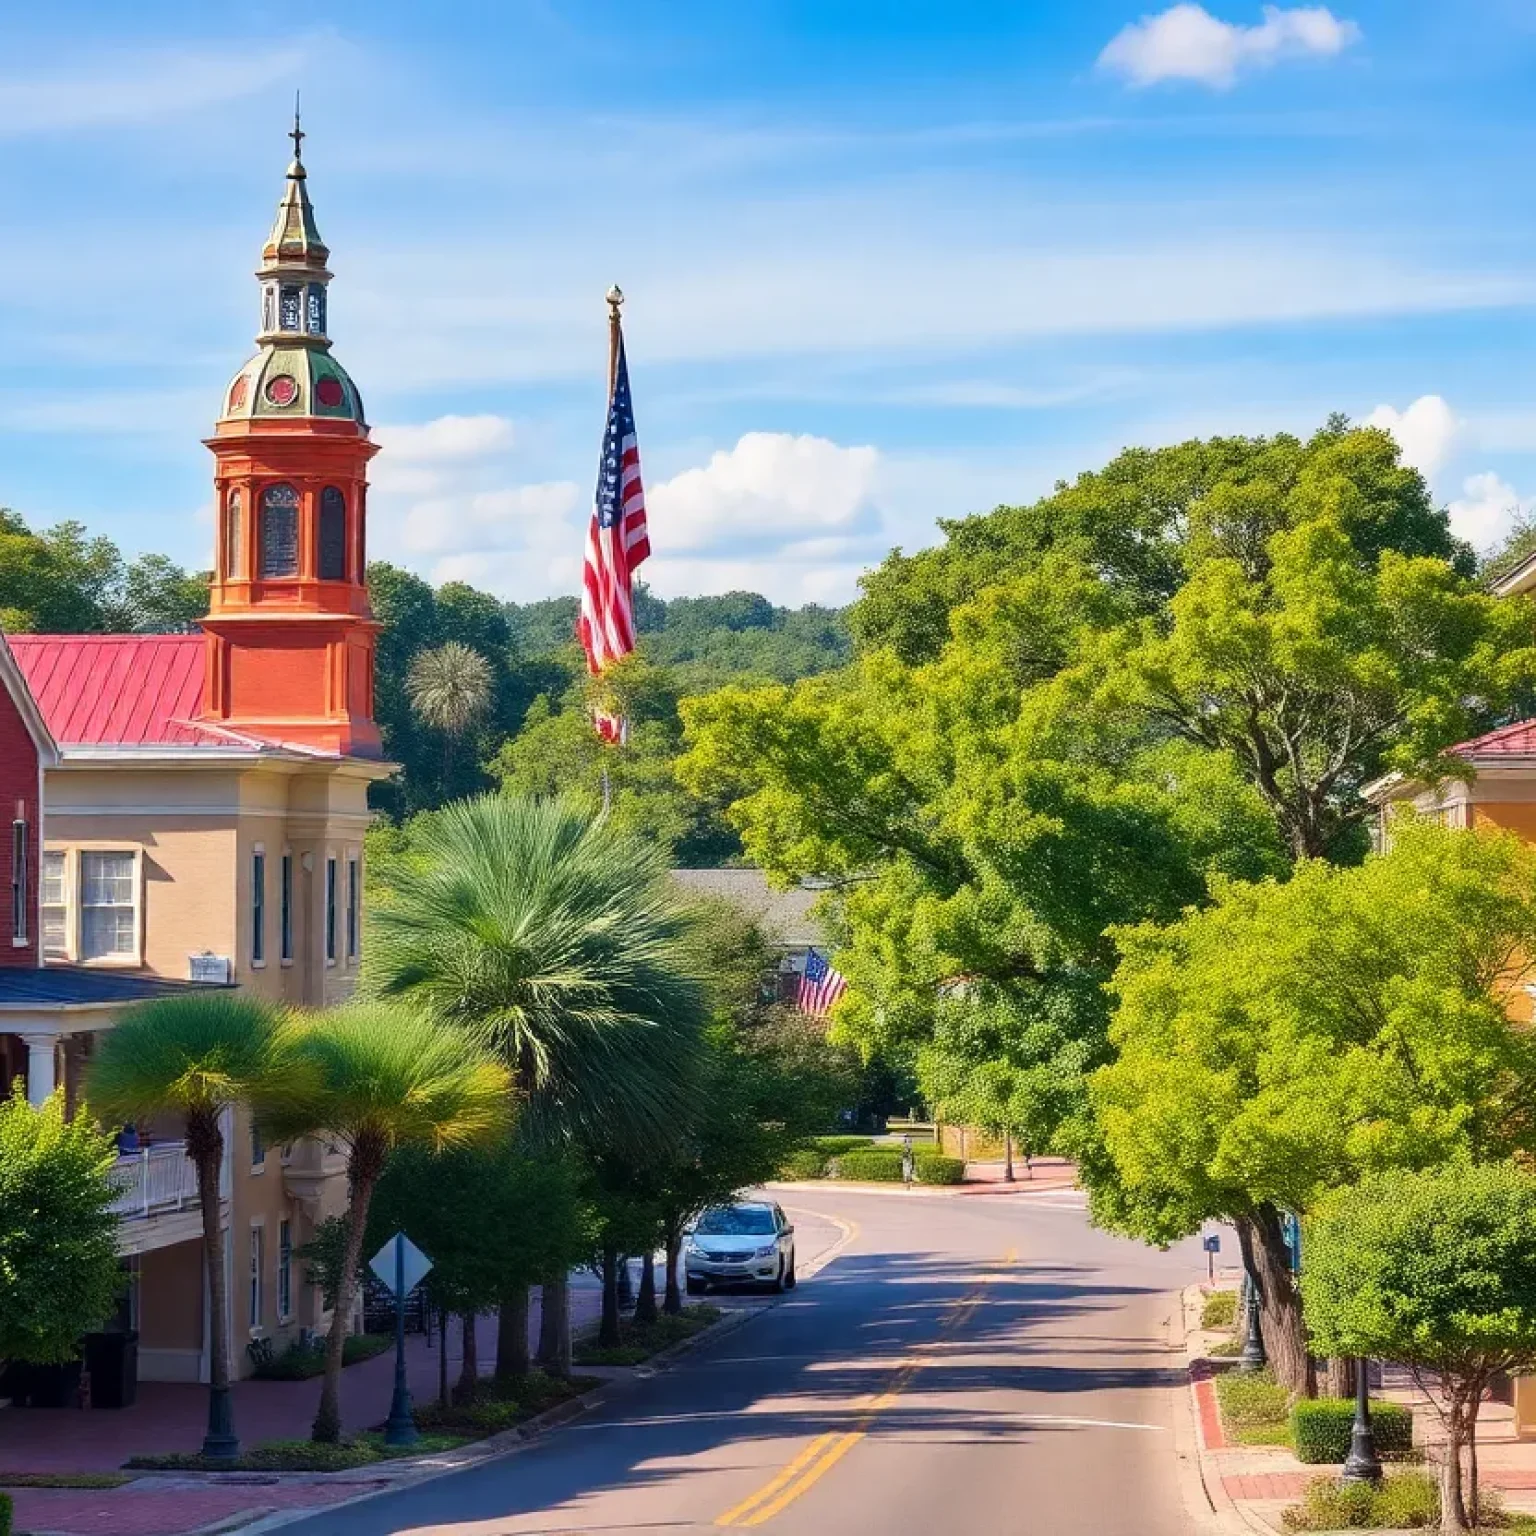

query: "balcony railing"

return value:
[109, 1138, 230, 1220]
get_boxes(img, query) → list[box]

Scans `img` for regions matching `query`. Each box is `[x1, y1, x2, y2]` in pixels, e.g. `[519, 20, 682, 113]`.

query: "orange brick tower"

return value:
[200, 112, 382, 757]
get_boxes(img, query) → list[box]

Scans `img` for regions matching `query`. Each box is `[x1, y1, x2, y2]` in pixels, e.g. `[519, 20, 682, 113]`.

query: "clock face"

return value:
[265, 374, 299, 407]
[315, 375, 344, 409]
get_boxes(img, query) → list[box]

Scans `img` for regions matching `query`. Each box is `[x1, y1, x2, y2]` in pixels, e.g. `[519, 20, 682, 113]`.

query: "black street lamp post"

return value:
[1237, 1270, 1267, 1372]
[1341, 1358, 1382, 1484]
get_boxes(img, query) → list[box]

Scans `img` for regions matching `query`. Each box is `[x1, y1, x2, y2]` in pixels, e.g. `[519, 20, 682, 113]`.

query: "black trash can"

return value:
[84, 1330, 138, 1409]
[27, 1358, 82, 1408]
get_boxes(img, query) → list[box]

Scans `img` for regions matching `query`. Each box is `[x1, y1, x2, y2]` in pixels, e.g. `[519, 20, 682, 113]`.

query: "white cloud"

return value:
[0, 43, 317, 135]
[400, 482, 581, 558]
[647, 432, 882, 554]
[372, 414, 515, 462]
[1449, 471, 1531, 552]
[1365, 395, 1460, 480]
[1098, 4, 1361, 89]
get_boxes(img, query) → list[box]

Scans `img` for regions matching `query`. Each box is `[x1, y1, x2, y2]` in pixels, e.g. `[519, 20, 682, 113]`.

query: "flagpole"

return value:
[598, 285, 624, 817]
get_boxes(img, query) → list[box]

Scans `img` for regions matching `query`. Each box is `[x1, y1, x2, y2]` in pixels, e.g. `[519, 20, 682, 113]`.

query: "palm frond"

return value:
[362, 794, 708, 1151]
[85, 993, 293, 1124]
[405, 643, 494, 737]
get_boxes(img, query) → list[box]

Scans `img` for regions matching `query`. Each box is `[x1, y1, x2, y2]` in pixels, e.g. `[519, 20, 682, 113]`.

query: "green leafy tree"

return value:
[1090, 820, 1536, 1395]
[119, 554, 208, 632]
[1302, 1163, 1536, 1533]
[0, 1088, 120, 1368]
[86, 994, 293, 1460]
[362, 793, 709, 1374]
[261, 1001, 510, 1442]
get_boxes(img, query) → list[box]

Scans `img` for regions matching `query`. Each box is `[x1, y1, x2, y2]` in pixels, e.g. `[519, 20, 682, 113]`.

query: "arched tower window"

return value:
[319, 487, 347, 581]
[259, 484, 300, 578]
[225, 488, 244, 580]
[306, 286, 327, 336]
[279, 286, 302, 332]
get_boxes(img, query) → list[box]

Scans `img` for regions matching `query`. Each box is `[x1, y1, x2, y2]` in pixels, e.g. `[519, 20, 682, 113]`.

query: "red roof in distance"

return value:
[1452, 718, 1536, 759]
[7, 634, 224, 748]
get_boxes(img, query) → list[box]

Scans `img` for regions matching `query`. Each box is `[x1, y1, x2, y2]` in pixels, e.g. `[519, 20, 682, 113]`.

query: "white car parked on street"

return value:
[685, 1201, 797, 1294]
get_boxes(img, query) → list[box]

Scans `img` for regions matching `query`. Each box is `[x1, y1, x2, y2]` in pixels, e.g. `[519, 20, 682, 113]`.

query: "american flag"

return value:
[578, 333, 651, 743]
[797, 948, 849, 1018]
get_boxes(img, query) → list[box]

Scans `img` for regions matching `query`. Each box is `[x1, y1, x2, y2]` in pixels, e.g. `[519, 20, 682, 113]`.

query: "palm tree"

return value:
[406, 642, 494, 790]
[362, 793, 708, 1375]
[86, 993, 293, 1461]
[261, 1002, 510, 1443]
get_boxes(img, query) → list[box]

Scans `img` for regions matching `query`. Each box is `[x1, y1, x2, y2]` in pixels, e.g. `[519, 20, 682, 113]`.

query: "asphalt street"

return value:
[281, 1186, 1211, 1535]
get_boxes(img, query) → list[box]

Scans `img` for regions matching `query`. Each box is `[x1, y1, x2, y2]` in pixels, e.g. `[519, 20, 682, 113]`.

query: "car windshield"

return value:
[696, 1206, 775, 1235]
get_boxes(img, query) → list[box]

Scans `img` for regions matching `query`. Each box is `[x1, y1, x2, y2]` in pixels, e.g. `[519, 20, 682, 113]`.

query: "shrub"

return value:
[0, 1490, 11, 1536]
[834, 1149, 904, 1182]
[1281, 1471, 1439, 1530]
[1201, 1290, 1237, 1330]
[811, 1136, 875, 1155]
[249, 1332, 390, 1380]
[1290, 1397, 1414, 1464]
[914, 1154, 965, 1185]
[779, 1149, 828, 1181]
[1214, 1368, 1288, 1431]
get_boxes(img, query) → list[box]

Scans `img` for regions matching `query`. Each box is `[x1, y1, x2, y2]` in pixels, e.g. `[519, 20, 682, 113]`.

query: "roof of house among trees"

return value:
[670, 868, 826, 948]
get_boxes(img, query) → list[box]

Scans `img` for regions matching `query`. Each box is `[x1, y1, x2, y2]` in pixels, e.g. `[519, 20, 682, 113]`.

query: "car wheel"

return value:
[686, 1275, 706, 1296]
[785, 1252, 797, 1290]
[770, 1257, 787, 1294]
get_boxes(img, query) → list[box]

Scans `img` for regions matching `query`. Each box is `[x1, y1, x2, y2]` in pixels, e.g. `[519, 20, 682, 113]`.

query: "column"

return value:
[21, 1032, 57, 1106]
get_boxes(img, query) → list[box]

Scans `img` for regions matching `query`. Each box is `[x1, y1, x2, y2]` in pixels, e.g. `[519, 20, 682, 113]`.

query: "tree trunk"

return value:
[192, 1120, 238, 1459]
[1440, 1391, 1469, 1534]
[537, 1271, 571, 1378]
[663, 1223, 683, 1315]
[635, 1244, 658, 1326]
[1236, 1206, 1314, 1398]
[599, 1245, 622, 1350]
[1003, 1135, 1015, 1183]
[313, 1172, 376, 1443]
[495, 1286, 530, 1382]
[1467, 1382, 1484, 1527]
[439, 1309, 449, 1407]
[456, 1312, 478, 1403]
[1325, 1358, 1356, 1399]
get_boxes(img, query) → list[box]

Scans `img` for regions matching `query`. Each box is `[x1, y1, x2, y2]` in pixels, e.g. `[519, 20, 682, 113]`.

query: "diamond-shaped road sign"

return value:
[369, 1232, 433, 1299]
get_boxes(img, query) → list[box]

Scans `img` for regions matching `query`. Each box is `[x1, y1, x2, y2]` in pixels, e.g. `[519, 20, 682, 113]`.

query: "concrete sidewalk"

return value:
[1183, 1280, 1536, 1532]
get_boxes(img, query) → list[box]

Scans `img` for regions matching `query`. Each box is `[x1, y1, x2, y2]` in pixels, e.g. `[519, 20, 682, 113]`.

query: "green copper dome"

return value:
[222, 346, 366, 427]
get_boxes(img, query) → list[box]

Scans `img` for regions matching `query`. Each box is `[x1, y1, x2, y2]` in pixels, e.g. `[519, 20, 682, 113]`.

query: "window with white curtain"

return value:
[80, 852, 136, 960]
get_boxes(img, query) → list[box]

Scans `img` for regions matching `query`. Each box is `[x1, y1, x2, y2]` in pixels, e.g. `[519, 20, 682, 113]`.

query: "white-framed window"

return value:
[11, 813, 27, 946]
[252, 848, 266, 967]
[80, 851, 137, 961]
[280, 851, 293, 964]
[41, 850, 67, 960]
[277, 1219, 293, 1322]
[249, 1223, 264, 1332]
[325, 855, 338, 966]
[347, 855, 359, 963]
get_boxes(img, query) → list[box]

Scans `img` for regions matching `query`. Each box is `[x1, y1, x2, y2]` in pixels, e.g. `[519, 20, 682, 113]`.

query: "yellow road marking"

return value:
[714, 1246, 1015, 1527]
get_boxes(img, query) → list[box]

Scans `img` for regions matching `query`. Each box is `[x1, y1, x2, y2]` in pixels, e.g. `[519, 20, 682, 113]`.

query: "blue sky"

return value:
[5, 1, 1536, 605]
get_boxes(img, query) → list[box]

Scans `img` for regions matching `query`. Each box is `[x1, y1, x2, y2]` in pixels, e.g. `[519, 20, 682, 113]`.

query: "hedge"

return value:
[0, 1490, 11, 1536]
[811, 1136, 876, 1155]
[835, 1149, 905, 1182]
[1290, 1397, 1415, 1464]
[778, 1149, 828, 1181]
[915, 1154, 965, 1184]
[1201, 1290, 1238, 1330]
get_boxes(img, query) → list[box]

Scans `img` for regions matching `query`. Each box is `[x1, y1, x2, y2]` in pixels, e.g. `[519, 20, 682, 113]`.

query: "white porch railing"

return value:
[109, 1143, 200, 1219]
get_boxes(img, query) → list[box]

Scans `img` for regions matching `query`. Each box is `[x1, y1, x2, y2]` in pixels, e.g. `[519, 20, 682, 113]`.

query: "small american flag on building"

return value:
[797, 948, 849, 1018]
[578, 331, 650, 743]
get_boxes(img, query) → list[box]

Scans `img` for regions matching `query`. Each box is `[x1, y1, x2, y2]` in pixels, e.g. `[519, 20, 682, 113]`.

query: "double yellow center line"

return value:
[714, 1247, 1015, 1528]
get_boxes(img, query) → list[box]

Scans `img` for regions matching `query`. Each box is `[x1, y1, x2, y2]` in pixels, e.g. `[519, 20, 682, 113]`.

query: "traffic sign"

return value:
[369, 1233, 432, 1299]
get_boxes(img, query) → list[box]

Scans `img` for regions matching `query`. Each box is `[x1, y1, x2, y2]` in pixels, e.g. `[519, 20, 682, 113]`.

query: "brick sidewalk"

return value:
[1, 1280, 607, 1536]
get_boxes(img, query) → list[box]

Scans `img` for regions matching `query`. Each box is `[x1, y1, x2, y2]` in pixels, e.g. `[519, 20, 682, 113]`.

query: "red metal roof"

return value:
[7, 634, 224, 748]
[1453, 719, 1536, 758]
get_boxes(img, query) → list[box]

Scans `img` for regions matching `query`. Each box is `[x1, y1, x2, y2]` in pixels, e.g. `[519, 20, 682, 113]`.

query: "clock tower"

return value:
[199, 115, 382, 758]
